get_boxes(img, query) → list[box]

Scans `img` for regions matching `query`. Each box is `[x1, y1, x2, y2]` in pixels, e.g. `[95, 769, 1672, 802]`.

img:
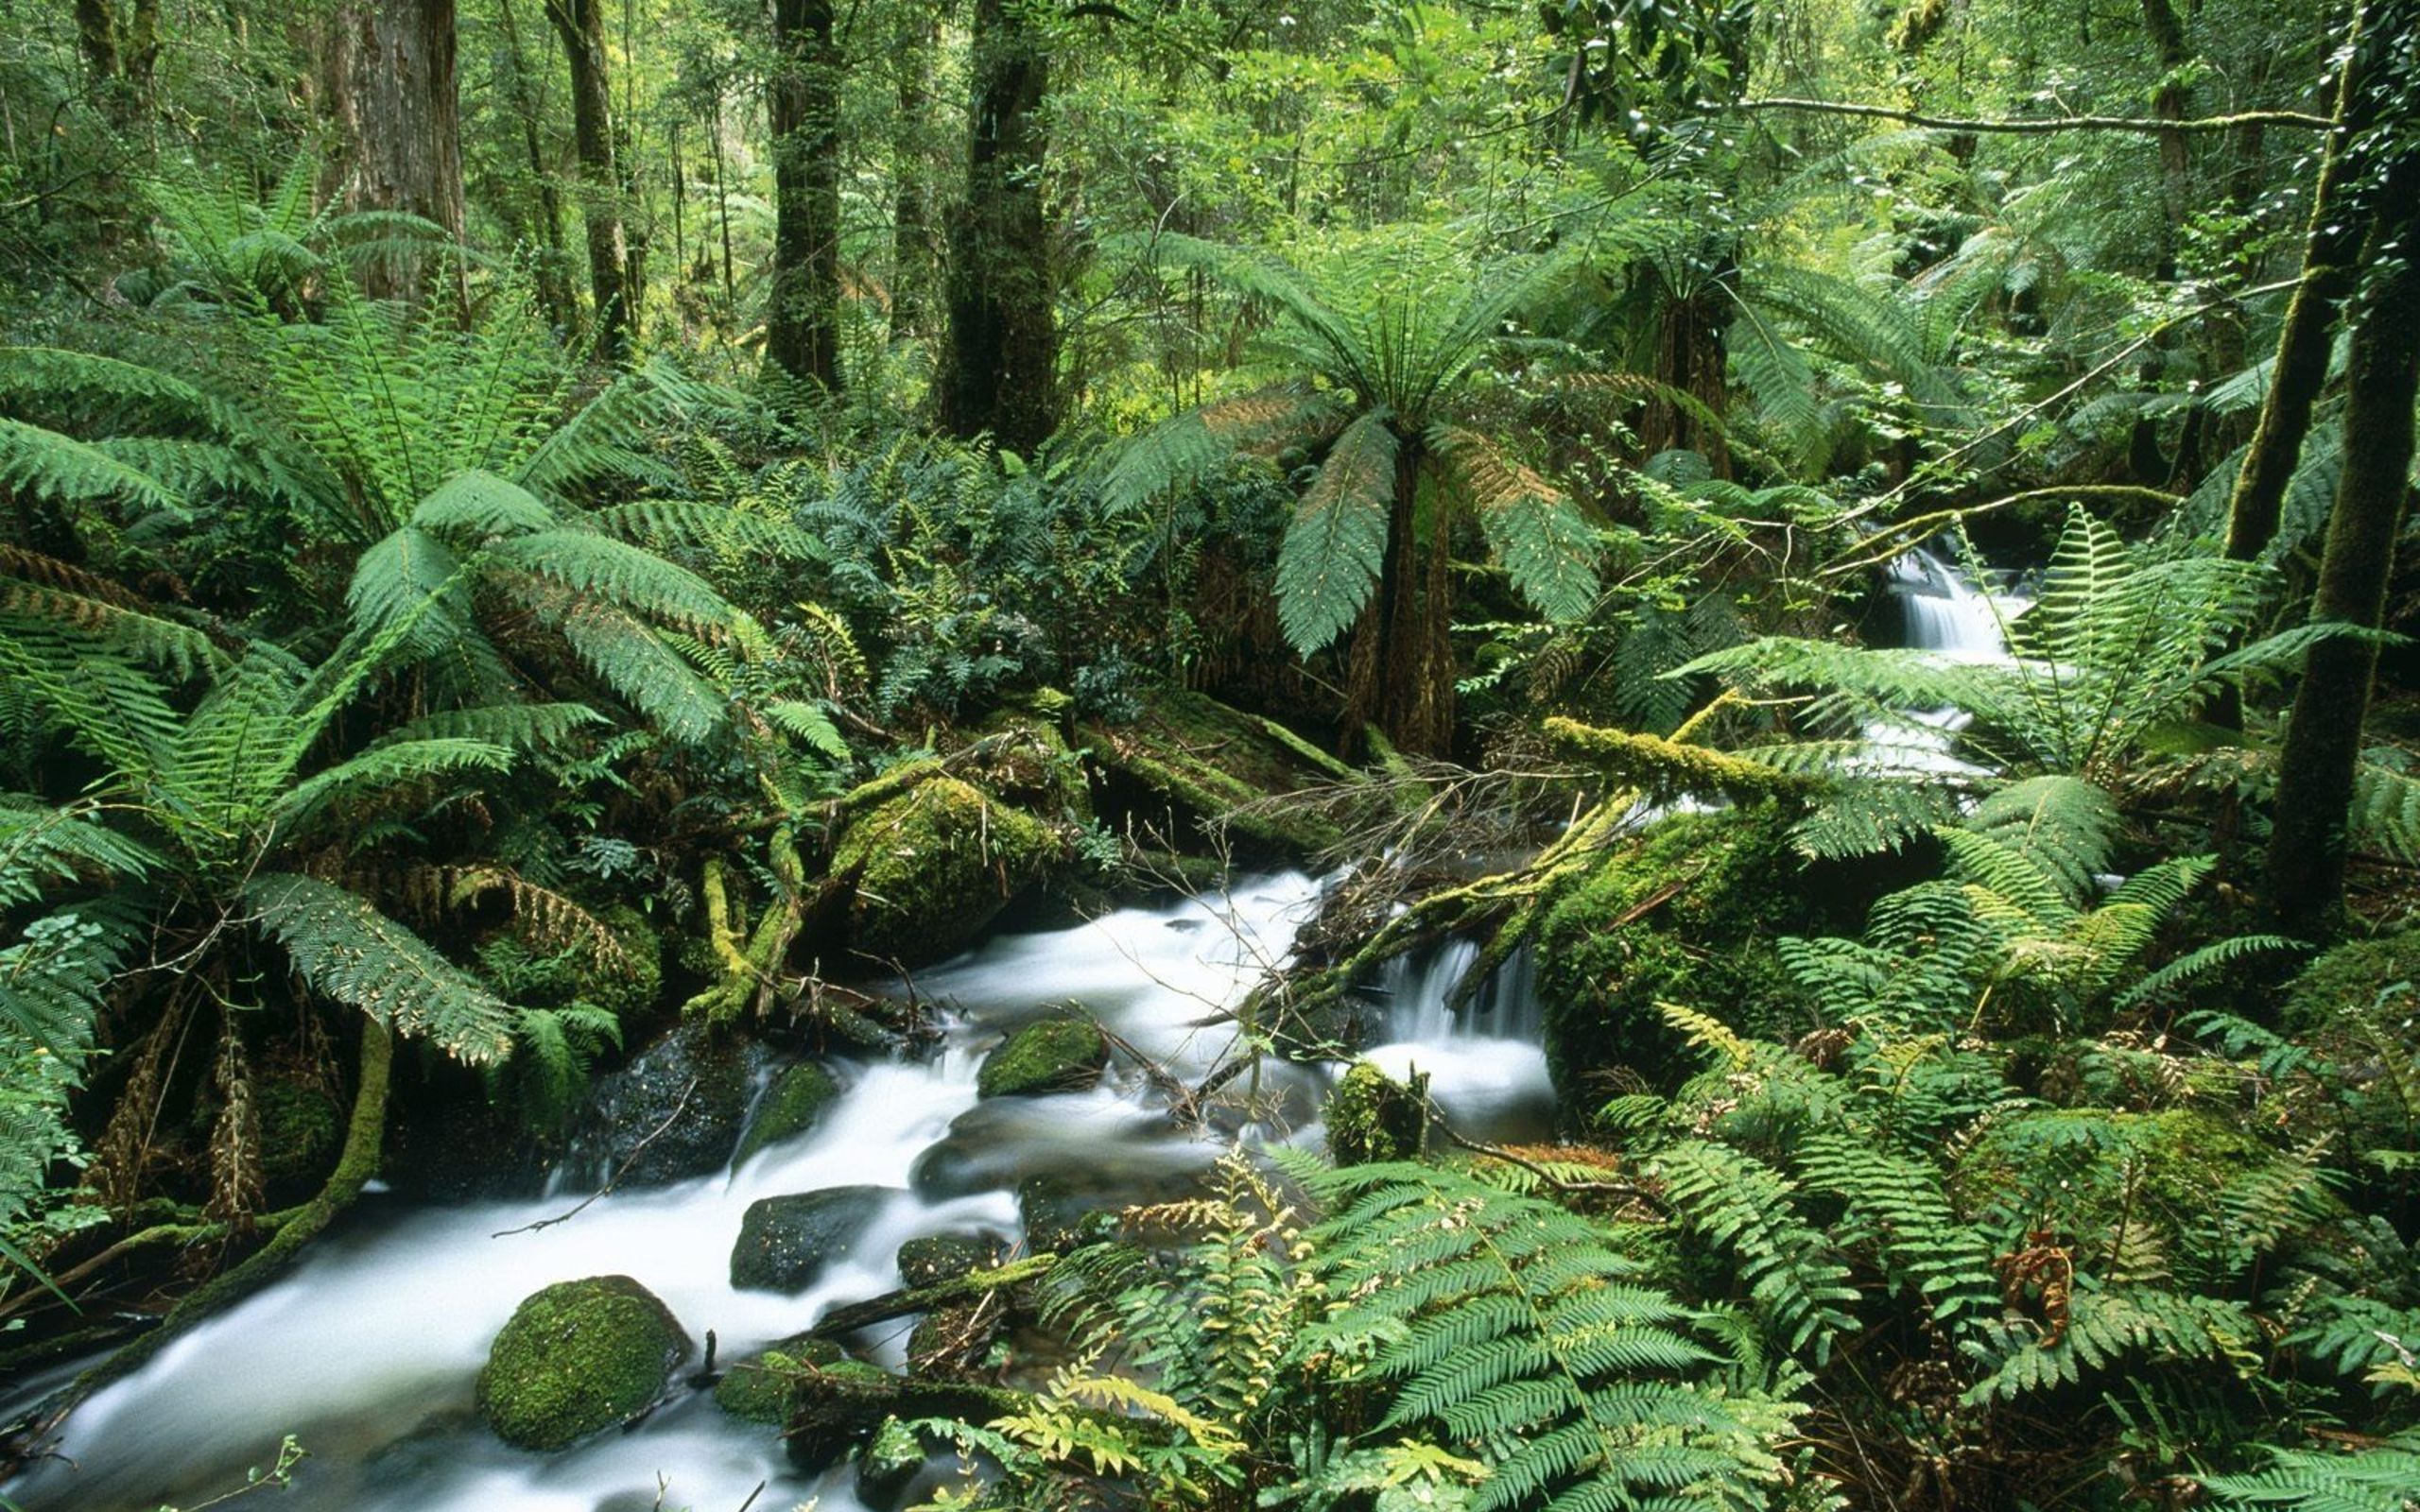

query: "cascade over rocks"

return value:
[476, 1276, 689, 1451]
[731, 1184, 900, 1292]
[733, 1060, 844, 1167]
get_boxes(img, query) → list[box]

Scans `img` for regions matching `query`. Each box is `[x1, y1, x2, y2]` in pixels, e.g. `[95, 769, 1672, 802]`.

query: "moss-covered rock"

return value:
[734, 1061, 844, 1168]
[1325, 1061, 1427, 1164]
[833, 777, 1063, 965]
[785, 1360, 908, 1472]
[1952, 1107, 2273, 1254]
[575, 1020, 771, 1188]
[976, 1014, 1109, 1099]
[856, 1416, 929, 1510]
[2283, 930, 2420, 1036]
[897, 1231, 1007, 1288]
[476, 1276, 690, 1450]
[712, 1333, 845, 1423]
[731, 1185, 900, 1293]
[1533, 804, 1853, 1114]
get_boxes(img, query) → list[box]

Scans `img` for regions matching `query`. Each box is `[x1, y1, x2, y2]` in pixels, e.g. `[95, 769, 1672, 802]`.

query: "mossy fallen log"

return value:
[1542, 716, 1819, 804]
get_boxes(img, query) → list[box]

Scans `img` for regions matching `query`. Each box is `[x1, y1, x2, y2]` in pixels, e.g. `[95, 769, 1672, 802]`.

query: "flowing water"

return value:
[1870, 544, 2021, 773]
[5, 871, 1551, 1512]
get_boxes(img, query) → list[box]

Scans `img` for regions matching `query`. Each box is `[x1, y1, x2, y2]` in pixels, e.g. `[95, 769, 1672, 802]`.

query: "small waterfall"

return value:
[1865, 543, 2024, 776]
[1356, 940, 1552, 1133]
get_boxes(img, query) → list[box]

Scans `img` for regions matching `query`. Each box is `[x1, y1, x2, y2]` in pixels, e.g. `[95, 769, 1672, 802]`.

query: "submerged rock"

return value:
[1015, 1173, 1125, 1253]
[731, 1185, 899, 1293]
[575, 1020, 771, 1188]
[976, 1014, 1109, 1099]
[733, 1060, 844, 1168]
[833, 776, 1063, 966]
[476, 1276, 689, 1451]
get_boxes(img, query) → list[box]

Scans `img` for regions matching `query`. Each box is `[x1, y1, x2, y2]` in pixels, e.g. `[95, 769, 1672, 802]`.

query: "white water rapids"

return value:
[5, 871, 1551, 1512]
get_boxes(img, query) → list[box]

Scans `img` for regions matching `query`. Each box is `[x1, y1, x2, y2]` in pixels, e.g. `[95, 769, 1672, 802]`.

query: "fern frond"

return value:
[245, 871, 518, 1063]
[1274, 410, 1395, 654]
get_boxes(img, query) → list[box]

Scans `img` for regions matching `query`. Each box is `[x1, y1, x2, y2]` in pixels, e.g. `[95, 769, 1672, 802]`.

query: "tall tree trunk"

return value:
[941, 0, 1058, 452]
[75, 0, 160, 122]
[2266, 195, 2420, 932]
[330, 0, 466, 304]
[765, 0, 843, 392]
[2222, 0, 2391, 563]
[2137, 0, 2192, 280]
[497, 0, 578, 335]
[548, 0, 632, 361]
[890, 5, 939, 341]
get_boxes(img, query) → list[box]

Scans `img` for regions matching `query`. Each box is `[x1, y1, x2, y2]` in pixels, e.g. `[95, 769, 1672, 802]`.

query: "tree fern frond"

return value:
[1275, 411, 1396, 654]
[245, 871, 517, 1063]
[1436, 428, 1599, 623]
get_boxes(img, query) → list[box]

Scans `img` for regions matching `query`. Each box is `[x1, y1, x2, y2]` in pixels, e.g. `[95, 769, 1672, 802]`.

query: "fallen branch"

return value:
[1734, 96, 2331, 136]
[807, 1255, 1057, 1337]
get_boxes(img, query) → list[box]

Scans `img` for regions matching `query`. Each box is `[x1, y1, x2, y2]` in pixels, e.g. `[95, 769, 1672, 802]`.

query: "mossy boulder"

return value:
[785, 1360, 904, 1472]
[734, 1061, 844, 1168]
[1953, 1108, 2273, 1251]
[833, 777, 1063, 965]
[575, 1020, 771, 1188]
[1325, 1061, 1427, 1164]
[476, 1276, 689, 1451]
[731, 1185, 899, 1293]
[713, 1332, 846, 1423]
[2283, 930, 2420, 1036]
[976, 1015, 1109, 1099]
[897, 1231, 1007, 1288]
[955, 713, 1093, 822]
[1533, 804, 1863, 1114]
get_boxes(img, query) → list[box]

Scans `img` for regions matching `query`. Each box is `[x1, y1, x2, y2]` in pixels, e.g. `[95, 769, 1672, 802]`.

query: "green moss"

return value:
[255, 1076, 342, 1192]
[1081, 689, 1349, 857]
[476, 1276, 689, 1451]
[713, 1334, 844, 1423]
[1325, 1061, 1426, 1164]
[1533, 805, 1823, 1112]
[833, 777, 1062, 964]
[858, 1416, 927, 1506]
[1953, 1108, 2273, 1252]
[976, 1015, 1108, 1099]
[2283, 930, 2420, 1037]
[735, 1061, 844, 1167]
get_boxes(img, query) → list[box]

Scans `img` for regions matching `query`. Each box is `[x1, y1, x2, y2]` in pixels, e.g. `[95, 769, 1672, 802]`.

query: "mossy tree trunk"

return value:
[2222, 0, 2394, 565]
[765, 0, 843, 393]
[890, 4, 939, 341]
[941, 0, 1057, 452]
[2267, 182, 2420, 931]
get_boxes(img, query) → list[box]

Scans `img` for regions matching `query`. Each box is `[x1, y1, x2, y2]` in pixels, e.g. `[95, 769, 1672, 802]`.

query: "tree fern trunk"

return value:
[2266, 189, 2420, 932]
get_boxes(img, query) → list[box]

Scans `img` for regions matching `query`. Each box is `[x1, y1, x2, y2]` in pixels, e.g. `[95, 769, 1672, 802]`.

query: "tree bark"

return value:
[2223, 0, 2392, 563]
[330, 0, 466, 302]
[74, 0, 159, 121]
[2137, 0, 2192, 280]
[765, 0, 844, 392]
[547, 0, 632, 361]
[890, 5, 939, 340]
[497, 0, 579, 335]
[941, 0, 1058, 452]
[2266, 194, 2420, 932]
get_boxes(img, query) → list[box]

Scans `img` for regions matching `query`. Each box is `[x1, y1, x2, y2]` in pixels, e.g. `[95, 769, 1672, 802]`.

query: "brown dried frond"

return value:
[0, 544, 149, 609]
[90, 995, 188, 1212]
[445, 866, 633, 971]
[202, 1022, 264, 1239]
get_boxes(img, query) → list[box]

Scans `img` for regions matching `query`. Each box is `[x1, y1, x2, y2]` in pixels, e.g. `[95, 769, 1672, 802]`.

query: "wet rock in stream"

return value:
[475, 1275, 689, 1451]
[730, 1185, 901, 1293]
[575, 1020, 772, 1188]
